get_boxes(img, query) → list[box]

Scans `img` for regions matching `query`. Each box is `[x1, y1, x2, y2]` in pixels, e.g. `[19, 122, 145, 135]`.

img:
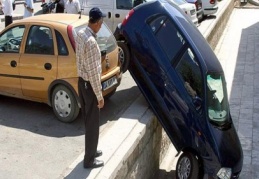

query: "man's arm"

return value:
[24, 1, 34, 13]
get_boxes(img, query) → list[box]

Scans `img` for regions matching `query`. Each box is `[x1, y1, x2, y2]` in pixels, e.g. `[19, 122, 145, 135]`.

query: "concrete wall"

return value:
[119, 118, 171, 179]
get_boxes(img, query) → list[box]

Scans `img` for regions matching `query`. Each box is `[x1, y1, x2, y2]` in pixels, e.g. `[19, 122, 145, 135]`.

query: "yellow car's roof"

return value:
[16, 14, 89, 27]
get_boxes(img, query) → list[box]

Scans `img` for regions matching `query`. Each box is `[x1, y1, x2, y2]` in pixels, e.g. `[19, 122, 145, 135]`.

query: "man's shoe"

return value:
[95, 150, 102, 158]
[84, 159, 104, 168]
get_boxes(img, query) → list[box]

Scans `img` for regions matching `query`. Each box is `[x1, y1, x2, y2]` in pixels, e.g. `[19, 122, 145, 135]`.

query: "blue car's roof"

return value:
[133, 0, 223, 74]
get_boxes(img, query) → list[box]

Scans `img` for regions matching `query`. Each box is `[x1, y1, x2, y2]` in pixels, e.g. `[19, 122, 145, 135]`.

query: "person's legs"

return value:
[56, 4, 64, 13]
[78, 78, 101, 167]
[83, 83, 99, 164]
[5, 16, 13, 27]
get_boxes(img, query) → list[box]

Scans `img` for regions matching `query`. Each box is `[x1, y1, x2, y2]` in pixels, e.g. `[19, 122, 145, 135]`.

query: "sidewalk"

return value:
[214, 8, 259, 178]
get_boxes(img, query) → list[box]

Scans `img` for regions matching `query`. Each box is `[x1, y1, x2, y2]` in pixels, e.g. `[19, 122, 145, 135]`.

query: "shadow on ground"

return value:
[152, 169, 176, 179]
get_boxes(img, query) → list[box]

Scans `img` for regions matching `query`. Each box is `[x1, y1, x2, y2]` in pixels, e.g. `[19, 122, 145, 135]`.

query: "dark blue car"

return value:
[114, 0, 243, 178]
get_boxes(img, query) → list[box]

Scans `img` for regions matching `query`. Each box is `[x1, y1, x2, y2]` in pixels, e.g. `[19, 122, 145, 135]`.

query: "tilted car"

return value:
[115, 0, 200, 75]
[0, 14, 122, 123]
[114, 0, 243, 178]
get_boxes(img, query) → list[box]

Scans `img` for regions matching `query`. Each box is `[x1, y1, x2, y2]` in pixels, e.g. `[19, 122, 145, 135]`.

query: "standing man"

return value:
[55, 0, 64, 13]
[2, 0, 13, 27]
[64, 0, 81, 14]
[23, 0, 34, 18]
[76, 7, 106, 168]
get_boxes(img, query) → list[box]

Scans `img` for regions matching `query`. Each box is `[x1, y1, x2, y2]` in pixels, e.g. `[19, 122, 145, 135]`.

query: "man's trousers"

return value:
[78, 77, 100, 164]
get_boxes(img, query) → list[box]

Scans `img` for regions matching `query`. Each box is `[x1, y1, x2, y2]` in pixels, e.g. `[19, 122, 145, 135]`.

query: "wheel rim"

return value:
[54, 90, 71, 118]
[178, 156, 191, 179]
[118, 46, 125, 67]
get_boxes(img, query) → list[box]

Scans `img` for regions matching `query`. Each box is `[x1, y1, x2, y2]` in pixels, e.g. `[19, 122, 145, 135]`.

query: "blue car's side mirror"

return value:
[193, 96, 202, 111]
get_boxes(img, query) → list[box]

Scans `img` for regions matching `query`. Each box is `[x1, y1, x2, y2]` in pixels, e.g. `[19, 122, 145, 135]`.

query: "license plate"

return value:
[102, 76, 118, 91]
[190, 9, 196, 15]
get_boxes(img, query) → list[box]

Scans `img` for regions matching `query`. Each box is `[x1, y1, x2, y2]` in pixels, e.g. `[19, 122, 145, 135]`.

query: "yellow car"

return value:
[0, 14, 122, 122]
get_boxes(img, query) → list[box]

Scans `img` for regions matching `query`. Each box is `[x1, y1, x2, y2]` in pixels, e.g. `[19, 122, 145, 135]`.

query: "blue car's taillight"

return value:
[122, 9, 135, 26]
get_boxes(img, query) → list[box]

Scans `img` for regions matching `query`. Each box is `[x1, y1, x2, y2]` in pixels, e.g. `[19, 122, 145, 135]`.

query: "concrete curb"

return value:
[235, 5, 259, 8]
[202, 0, 234, 50]
[0, 14, 23, 22]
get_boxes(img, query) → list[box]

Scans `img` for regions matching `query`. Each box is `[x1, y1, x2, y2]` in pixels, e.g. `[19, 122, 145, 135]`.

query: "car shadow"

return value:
[206, 15, 217, 20]
[0, 85, 140, 138]
[200, 14, 217, 23]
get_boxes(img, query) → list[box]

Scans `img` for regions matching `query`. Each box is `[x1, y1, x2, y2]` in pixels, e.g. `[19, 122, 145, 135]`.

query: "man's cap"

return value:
[89, 7, 106, 21]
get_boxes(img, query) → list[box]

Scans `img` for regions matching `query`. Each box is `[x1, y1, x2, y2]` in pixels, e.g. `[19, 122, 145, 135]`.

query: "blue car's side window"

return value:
[149, 16, 167, 34]
[175, 48, 203, 100]
[149, 16, 185, 64]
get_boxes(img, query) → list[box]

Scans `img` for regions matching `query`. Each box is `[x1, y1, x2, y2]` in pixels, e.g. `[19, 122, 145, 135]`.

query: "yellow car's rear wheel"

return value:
[52, 85, 79, 123]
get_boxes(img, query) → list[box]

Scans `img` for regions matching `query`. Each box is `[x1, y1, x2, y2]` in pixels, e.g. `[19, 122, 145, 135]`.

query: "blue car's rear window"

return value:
[149, 16, 185, 63]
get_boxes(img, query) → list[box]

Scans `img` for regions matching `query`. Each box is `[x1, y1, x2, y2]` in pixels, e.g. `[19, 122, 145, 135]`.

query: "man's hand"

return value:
[97, 99, 104, 109]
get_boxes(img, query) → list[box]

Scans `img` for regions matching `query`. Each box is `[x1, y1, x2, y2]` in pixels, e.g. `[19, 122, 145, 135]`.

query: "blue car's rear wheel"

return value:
[176, 152, 199, 179]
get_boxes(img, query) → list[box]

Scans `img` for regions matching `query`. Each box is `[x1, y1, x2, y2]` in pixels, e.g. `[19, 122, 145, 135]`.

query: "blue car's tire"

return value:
[176, 152, 200, 179]
[118, 41, 130, 73]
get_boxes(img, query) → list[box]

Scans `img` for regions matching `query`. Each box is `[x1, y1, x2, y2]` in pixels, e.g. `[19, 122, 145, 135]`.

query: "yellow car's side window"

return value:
[0, 25, 25, 53]
[25, 25, 54, 55]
